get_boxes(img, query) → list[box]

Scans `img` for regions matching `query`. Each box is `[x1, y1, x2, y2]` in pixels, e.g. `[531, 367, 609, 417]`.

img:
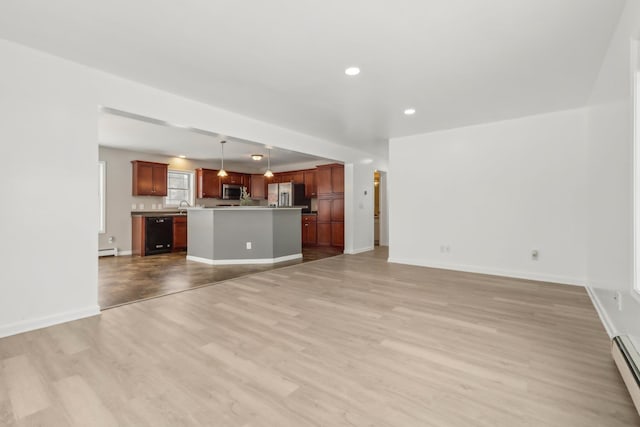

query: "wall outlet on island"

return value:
[246, 242, 252, 250]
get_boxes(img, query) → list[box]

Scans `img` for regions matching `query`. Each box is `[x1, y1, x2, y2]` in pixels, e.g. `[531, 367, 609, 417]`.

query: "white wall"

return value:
[0, 39, 383, 337]
[585, 0, 640, 343]
[0, 39, 100, 337]
[344, 163, 375, 254]
[389, 108, 588, 285]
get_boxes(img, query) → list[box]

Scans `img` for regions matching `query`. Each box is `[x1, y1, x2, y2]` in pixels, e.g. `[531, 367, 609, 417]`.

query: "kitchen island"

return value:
[186, 207, 302, 265]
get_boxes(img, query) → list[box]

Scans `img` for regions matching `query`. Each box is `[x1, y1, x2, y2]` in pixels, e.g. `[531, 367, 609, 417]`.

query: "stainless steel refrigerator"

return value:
[268, 182, 310, 212]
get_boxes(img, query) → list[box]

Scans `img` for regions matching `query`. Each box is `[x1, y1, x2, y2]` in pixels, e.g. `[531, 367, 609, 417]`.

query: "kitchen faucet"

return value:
[178, 200, 191, 208]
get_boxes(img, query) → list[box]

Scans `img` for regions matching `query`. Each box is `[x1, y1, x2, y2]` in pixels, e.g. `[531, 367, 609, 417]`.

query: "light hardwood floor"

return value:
[2, 248, 639, 426]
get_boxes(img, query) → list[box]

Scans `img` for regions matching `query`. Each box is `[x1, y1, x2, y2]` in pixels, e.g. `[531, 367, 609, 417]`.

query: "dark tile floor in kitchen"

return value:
[99, 246, 344, 309]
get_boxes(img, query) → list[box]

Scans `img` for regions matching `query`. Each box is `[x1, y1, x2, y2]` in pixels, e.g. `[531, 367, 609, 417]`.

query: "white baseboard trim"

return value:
[187, 253, 302, 265]
[0, 305, 101, 339]
[386, 257, 585, 287]
[98, 248, 117, 257]
[344, 246, 374, 255]
[585, 287, 618, 338]
[117, 250, 132, 256]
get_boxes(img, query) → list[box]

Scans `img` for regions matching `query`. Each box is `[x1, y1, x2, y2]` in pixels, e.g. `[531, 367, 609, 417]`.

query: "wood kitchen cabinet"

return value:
[195, 168, 221, 198]
[331, 166, 344, 194]
[316, 166, 332, 195]
[316, 164, 344, 250]
[131, 160, 168, 196]
[303, 170, 317, 198]
[221, 172, 243, 185]
[173, 216, 187, 251]
[317, 163, 344, 195]
[241, 174, 251, 194]
[131, 215, 145, 256]
[317, 222, 331, 246]
[301, 214, 317, 245]
[251, 174, 266, 199]
[291, 171, 304, 184]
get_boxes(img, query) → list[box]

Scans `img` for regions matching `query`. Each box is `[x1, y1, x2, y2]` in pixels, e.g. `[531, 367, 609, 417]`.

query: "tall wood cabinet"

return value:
[131, 161, 168, 196]
[316, 163, 344, 249]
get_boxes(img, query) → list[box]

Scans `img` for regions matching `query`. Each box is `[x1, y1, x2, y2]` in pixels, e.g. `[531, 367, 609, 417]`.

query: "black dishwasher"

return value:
[145, 216, 173, 255]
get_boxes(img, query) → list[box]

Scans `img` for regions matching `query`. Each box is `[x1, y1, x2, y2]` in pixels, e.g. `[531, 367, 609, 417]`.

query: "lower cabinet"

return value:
[173, 216, 187, 251]
[302, 214, 317, 245]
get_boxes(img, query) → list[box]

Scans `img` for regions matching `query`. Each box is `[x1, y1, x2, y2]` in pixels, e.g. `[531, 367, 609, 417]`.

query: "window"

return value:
[99, 161, 106, 234]
[165, 170, 194, 207]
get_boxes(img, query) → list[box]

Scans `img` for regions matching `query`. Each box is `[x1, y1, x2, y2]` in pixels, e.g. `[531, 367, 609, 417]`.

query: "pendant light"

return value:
[217, 140, 228, 177]
[264, 148, 274, 178]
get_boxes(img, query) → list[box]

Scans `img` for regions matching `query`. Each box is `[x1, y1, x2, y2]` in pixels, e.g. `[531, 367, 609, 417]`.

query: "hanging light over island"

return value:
[264, 148, 274, 178]
[217, 140, 228, 177]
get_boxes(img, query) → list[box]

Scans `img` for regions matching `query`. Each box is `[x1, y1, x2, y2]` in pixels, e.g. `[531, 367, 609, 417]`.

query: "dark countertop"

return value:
[131, 210, 187, 217]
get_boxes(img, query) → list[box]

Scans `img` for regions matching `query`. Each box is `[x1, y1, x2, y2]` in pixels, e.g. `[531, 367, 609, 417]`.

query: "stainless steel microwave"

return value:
[222, 183, 242, 200]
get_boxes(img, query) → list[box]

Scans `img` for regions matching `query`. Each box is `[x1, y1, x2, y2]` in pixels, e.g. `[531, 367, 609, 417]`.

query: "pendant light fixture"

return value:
[264, 148, 274, 178]
[217, 140, 228, 177]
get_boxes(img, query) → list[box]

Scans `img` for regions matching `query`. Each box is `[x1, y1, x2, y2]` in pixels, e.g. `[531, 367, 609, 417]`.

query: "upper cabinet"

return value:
[250, 174, 266, 199]
[195, 168, 221, 198]
[131, 161, 168, 196]
[303, 170, 317, 198]
[221, 172, 243, 185]
[317, 163, 344, 195]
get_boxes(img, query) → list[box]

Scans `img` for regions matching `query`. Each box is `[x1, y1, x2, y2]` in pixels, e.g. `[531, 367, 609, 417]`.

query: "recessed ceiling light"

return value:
[404, 108, 416, 116]
[345, 66, 360, 76]
[178, 155, 186, 158]
[251, 154, 263, 161]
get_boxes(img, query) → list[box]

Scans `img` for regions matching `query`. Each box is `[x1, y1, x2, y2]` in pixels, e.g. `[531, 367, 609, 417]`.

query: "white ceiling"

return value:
[0, 0, 625, 158]
[98, 110, 332, 171]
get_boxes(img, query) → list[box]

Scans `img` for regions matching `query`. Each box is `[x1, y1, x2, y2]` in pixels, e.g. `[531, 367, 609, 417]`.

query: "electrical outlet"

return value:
[531, 249, 539, 261]
[246, 242, 252, 250]
[108, 236, 114, 243]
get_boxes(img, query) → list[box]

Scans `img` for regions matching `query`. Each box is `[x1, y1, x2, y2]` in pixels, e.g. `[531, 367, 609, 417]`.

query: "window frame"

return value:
[164, 169, 195, 208]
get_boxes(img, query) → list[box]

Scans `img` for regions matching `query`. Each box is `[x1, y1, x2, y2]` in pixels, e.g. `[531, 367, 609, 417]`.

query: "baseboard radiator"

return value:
[612, 335, 640, 416]
[98, 248, 118, 257]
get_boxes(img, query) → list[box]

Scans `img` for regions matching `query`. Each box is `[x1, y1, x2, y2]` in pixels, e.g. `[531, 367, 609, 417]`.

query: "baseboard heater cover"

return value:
[98, 248, 118, 257]
[612, 335, 640, 416]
